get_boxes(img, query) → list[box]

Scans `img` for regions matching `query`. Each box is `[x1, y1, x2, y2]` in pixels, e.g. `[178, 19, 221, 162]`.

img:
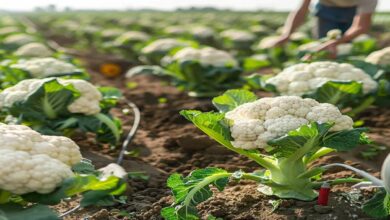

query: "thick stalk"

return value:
[311, 178, 364, 188]
[347, 96, 376, 117]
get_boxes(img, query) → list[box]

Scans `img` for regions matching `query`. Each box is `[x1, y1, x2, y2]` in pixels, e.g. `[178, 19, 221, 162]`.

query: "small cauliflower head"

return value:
[225, 96, 353, 149]
[172, 47, 238, 67]
[0, 78, 102, 115]
[365, 47, 390, 66]
[11, 57, 79, 78]
[0, 124, 82, 166]
[114, 31, 150, 45]
[3, 34, 35, 46]
[14, 42, 53, 57]
[257, 36, 282, 50]
[220, 29, 256, 42]
[327, 29, 342, 40]
[141, 39, 188, 54]
[191, 26, 215, 38]
[266, 61, 378, 95]
[0, 149, 73, 194]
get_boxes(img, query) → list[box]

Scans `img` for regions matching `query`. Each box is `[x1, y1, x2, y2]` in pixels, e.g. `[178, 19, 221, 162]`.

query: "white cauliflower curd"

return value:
[365, 47, 390, 66]
[0, 149, 73, 194]
[3, 34, 35, 46]
[141, 38, 188, 54]
[0, 124, 82, 166]
[0, 123, 84, 194]
[172, 47, 238, 67]
[226, 96, 353, 149]
[14, 42, 53, 57]
[266, 61, 378, 95]
[114, 31, 150, 44]
[11, 57, 79, 78]
[191, 26, 215, 38]
[220, 29, 256, 42]
[0, 78, 103, 115]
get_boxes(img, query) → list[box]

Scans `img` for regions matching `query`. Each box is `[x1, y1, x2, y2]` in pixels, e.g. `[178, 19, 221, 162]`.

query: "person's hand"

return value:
[314, 39, 338, 58]
[262, 34, 290, 49]
[301, 40, 338, 61]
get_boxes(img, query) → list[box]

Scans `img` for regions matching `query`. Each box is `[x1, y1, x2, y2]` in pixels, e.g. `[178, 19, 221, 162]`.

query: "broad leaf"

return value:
[212, 89, 257, 113]
[162, 168, 231, 220]
[322, 128, 368, 151]
[9, 78, 80, 121]
[268, 123, 332, 158]
[180, 110, 232, 148]
[303, 80, 363, 106]
[363, 189, 390, 218]
[0, 204, 59, 220]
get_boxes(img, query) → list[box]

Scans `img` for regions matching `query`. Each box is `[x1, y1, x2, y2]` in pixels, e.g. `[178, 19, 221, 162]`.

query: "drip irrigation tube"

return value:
[117, 99, 141, 165]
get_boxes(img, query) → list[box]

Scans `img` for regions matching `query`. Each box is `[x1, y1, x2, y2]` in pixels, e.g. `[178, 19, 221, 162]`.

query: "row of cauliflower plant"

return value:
[0, 17, 128, 219]
[0, 17, 122, 145]
[162, 89, 390, 219]
[21, 11, 390, 219]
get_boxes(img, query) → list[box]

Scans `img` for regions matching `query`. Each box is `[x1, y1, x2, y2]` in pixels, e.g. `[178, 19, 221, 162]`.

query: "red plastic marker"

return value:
[317, 182, 331, 206]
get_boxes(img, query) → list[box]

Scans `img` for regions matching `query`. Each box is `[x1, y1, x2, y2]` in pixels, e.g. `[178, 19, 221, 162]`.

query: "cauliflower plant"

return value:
[365, 47, 390, 66]
[14, 42, 53, 57]
[266, 61, 378, 95]
[0, 78, 102, 115]
[164, 89, 368, 218]
[3, 34, 35, 47]
[191, 26, 215, 38]
[0, 149, 73, 194]
[225, 95, 352, 149]
[10, 57, 79, 78]
[0, 124, 82, 166]
[220, 29, 256, 42]
[114, 31, 150, 45]
[141, 38, 188, 54]
[172, 47, 238, 67]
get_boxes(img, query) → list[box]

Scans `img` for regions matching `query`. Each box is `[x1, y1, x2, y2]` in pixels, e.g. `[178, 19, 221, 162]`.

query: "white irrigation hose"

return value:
[59, 205, 81, 218]
[117, 99, 141, 165]
[323, 163, 383, 187]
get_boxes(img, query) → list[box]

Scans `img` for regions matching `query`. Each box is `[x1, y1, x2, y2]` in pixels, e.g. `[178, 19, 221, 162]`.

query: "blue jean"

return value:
[314, 3, 357, 38]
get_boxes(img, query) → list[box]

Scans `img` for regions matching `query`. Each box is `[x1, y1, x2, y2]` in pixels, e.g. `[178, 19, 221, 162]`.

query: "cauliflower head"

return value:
[172, 47, 238, 67]
[191, 26, 215, 38]
[365, 47, 390, 66]
[220, 29, 256, 42]
[141, 39, 188, 54]
[114, 31, 150, 45]
[225, 96, 353, 149]
[3, 34, 35, 46]
[0, 124, 82, 166]
[0, 149, 73, 194]
[11, 57, 79, 78]
[0, 78, 103, 115]
[266, 61, 378, 95]
[14, 42, 53, 57]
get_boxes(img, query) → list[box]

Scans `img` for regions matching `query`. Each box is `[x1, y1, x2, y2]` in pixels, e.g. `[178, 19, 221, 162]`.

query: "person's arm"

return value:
[264, 0, 311, 48]
[281, 0, 312, 37]
[313, 13, 373, 58]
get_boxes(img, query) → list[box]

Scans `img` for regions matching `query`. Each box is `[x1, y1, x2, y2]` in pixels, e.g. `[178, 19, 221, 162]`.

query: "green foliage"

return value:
[161, 168, 231, 220]
[363, 189, 390, 218]
[2, 78, 122, 145]
[212, 89, 257, 112]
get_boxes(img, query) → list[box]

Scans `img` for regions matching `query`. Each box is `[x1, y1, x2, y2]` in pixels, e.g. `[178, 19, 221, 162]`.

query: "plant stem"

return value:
[183, 173, 232, 206]
[311, 178, 364, 188]
[347, 96, 375, 117]
[225, 145, 277, 171]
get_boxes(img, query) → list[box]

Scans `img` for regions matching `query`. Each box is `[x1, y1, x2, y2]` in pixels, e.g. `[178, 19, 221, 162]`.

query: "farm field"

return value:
[0, 8, 390, 220]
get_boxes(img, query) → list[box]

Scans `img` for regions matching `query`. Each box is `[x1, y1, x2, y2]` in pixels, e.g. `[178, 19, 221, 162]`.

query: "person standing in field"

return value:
[266, 0, 378, 56]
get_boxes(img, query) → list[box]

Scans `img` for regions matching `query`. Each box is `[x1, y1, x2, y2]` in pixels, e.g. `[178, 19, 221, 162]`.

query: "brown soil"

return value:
[39, 36, 390, 220]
